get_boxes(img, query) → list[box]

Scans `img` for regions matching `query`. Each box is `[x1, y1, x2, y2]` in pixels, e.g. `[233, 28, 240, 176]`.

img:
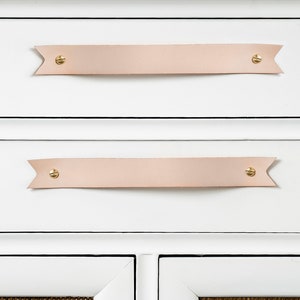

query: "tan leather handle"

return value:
[28, 157, 276, 189]
[35, 44, 282, 75]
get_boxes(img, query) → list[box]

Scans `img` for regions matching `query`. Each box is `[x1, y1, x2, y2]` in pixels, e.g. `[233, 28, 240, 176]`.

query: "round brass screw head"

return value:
[245, 167, 256, 177]
[49, 169, 59, 179]
[252, 54, 262, 64]
[55, 55, 66, 65]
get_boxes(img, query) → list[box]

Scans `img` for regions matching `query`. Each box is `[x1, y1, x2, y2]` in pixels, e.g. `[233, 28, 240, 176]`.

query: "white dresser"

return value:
[1, 1, 300, 300]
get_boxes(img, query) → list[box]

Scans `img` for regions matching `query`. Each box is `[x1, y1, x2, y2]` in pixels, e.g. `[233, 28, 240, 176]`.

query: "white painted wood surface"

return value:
[160, 256, 300, 300]
[0, 255, 134, 300]
[0, 140, 299, 232]
[1, 118, 300, 140]
[3, 233, 300, 256]
[1, 19, 299, 117]
[2, 0, 300, 300]
[1, 0, 300, 18]
[2, 233, 300, 300]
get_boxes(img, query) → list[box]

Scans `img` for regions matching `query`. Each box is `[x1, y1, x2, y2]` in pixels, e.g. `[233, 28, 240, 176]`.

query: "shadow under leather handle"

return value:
[35, 44, 283, 75]
[28, 157, 276, 189]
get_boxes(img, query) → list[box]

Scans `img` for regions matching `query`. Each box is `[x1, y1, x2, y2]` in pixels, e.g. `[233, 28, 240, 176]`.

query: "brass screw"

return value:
[49, 168, 59, 179]
[55, 55, 66, 65]
[245, 167, 256, 177]
[252, 54, 262, 64]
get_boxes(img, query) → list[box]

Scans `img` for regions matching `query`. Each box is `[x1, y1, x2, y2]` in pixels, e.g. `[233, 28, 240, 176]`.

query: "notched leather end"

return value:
[27, 160, 38, 189]
[266, 157, 277, 187]
[34, 46, 46, 75]
[274, 45, 284, 74]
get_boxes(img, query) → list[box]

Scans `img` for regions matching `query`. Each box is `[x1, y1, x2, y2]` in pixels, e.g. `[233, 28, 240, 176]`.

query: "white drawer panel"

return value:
[0, 255, 134, 300]
[159, 256, 300, 300]
[0, 140, 300, 232]
[2, 0, 300, 18]
[0, 19, 299, 117]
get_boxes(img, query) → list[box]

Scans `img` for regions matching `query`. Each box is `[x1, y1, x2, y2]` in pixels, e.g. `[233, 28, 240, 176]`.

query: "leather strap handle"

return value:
[35, 44, 282, 75]
[28, 157, 276, 189]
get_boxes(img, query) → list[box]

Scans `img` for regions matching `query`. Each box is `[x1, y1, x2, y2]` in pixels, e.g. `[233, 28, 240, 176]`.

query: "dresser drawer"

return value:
[159, 256, 300, 300]
[1, 19, 299, 117]
[0, 255, 134, 300]
[0, 139, 300, 232]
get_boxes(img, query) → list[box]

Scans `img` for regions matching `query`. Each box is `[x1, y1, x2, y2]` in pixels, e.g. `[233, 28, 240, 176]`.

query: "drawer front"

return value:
[159, 256, 300, 300]
[0, 255, 134, 300]
[1, 19, 299, 117]
[0, 140, 299, 232]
